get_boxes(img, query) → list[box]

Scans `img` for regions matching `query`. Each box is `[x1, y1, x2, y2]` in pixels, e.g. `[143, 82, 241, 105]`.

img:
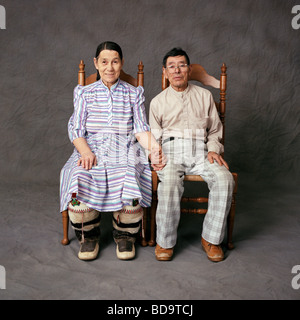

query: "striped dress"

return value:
[59, 79, 152, 213]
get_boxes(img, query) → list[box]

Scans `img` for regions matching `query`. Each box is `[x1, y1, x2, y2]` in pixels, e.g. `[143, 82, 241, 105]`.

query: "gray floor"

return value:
[0, 174, 299, 300]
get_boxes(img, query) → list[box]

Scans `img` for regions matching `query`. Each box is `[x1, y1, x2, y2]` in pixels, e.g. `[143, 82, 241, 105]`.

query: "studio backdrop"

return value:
[0, 0, 299, 191]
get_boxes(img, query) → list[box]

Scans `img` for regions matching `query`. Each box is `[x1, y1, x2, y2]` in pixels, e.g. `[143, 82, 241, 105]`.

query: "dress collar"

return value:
[99, 78, 120, 92]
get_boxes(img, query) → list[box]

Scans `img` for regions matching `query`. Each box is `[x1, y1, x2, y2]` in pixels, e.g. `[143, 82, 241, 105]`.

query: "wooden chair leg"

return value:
[61, 210, 70, 245]
[148, 197, 157, 246]
[227, 198, 235, 250]
[227, 173, 238, 250]
[140, 207, 148, 247]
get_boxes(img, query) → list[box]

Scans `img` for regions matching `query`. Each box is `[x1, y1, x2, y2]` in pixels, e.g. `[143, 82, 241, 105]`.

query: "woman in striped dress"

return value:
[60, 42, 166, 261]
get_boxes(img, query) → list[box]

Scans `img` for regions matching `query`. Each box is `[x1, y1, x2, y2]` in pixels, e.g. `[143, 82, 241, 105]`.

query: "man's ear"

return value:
[188, 64, 192, 79]
[163, 66, 168, 80]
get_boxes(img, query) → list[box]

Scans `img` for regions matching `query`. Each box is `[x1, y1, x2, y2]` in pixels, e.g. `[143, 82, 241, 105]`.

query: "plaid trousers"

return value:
[156, 139, 235, 248]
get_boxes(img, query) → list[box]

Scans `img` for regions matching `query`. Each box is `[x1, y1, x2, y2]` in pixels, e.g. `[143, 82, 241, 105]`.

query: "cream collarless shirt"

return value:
[149, 83, 224, 154]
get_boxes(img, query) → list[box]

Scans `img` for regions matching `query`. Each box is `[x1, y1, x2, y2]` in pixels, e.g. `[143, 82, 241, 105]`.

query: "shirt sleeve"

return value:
[206, 93, 224, 154]
[68, 85, 88, 143]
[132, 86, 150, 134]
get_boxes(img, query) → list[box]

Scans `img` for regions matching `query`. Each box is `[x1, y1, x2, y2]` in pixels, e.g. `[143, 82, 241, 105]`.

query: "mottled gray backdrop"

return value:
[0, 0, 299, 187]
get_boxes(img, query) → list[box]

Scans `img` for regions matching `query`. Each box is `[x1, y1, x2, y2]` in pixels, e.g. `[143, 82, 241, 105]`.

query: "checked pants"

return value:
[156, 139, 235, 248]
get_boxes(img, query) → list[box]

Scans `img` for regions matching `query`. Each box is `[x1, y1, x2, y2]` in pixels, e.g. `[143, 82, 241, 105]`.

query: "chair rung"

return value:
[181, 208, 207, 214]
[184, 175, 204, 182]
[181, 197, 208, 203]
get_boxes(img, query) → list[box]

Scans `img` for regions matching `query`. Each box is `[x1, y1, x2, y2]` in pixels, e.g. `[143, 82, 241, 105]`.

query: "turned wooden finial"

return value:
[78, 60, 85, 86]
[221, 63, 227, 74]
[138, 61, 144, 72]
[137, 61, 144, 87]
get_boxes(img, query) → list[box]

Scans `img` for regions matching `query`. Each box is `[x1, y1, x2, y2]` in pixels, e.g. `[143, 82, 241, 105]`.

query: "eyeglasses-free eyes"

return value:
[165, 64, 189, 73]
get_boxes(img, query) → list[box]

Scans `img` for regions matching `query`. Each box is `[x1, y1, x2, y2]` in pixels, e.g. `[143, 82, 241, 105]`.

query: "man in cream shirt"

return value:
[149, 48, 235, 262]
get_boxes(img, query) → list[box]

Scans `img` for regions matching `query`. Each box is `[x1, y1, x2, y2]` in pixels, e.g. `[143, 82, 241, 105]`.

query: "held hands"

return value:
[77, 151, 97, 170]
[134, 132, 167, 171]
[149, 147, 167, 171]
[207, 151, 229, 170]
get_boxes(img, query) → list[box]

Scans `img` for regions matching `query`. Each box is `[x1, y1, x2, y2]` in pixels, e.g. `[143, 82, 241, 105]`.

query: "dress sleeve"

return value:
[132, 86, 150, 134]
[68, 85, 88, 143]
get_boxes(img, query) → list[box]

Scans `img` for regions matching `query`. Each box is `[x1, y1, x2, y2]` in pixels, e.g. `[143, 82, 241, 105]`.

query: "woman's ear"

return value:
[93, 57, 98, 70]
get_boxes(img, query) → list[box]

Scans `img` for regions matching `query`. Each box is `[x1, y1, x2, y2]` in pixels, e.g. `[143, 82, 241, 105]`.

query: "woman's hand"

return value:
[149, 148, 167, 171]
[77, 151, 97, 170]
[73, 138, 97, 170]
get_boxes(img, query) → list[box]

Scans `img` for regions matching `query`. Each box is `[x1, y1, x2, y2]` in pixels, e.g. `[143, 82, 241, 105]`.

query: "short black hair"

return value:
[162, 47, 190, 68]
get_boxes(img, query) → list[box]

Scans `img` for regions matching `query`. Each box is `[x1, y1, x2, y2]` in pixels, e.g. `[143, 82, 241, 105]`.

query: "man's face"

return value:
[163, 55, 191, 92]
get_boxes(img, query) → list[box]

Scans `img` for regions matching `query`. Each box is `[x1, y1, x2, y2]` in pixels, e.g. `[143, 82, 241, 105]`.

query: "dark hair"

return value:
[95, 41, 123, 80]
[162, 47, 190, 68]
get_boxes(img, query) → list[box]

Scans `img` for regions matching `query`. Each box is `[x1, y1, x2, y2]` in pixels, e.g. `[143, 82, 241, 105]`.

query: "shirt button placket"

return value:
[182, 93, 189, 136]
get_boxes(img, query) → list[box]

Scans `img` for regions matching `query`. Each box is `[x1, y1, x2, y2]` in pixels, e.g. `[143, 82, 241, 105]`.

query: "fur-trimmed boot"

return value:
[68, 195, 101, 261]
[112, 202, 143, 260]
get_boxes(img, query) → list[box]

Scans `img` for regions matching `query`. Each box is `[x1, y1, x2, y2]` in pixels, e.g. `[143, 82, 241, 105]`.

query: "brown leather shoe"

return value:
[201, 237, 224, 262]
[155, 244, 174, 261]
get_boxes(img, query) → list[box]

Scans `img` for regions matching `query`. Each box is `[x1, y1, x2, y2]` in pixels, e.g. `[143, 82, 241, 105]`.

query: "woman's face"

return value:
[94, 50, 123, 88]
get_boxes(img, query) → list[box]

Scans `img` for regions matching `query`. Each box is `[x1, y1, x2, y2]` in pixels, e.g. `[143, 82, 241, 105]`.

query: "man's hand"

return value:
[207, 151, 229, 170]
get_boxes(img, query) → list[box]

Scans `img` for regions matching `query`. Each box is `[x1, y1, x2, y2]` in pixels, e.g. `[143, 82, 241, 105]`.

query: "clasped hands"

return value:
[149, 147, 167, 171]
